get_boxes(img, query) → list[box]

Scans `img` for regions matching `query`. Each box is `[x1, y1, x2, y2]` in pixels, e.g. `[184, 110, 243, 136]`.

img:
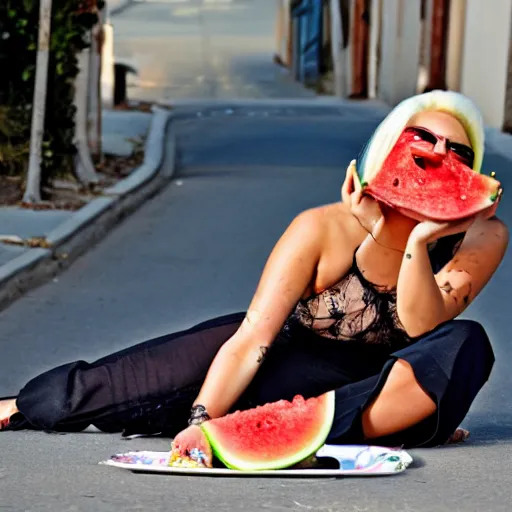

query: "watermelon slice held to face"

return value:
[354, 90, 502, 221]
[200, 392, 335, 471]
[361, 128, 501, 221]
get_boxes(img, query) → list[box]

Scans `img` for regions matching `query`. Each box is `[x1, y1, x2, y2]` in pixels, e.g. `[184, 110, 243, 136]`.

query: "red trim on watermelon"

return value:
[201, 392, 335, 471]
[363, 130, 501, 221]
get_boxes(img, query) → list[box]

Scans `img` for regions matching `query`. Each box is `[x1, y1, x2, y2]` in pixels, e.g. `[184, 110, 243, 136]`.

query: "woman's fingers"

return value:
[171, 426, 214, 467]
[412, 213, 480, 243]
[341, 160, 385, 237]
[341, 162, 355, 204]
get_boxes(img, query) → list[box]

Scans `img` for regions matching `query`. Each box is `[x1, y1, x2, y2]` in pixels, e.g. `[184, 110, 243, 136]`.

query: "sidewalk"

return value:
[0, 108, 159, 309]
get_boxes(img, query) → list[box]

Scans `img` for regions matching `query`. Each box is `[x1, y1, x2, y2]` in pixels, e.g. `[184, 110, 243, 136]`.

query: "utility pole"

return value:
[23, 0, 53, 204]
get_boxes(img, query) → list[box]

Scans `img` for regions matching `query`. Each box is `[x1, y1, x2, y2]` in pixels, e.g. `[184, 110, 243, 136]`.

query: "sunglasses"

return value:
[404, 126, 475, 168]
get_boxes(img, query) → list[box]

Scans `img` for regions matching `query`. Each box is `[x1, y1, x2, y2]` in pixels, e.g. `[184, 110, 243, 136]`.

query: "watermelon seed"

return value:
[460, 195, 467, 200]
[393, 178, 399, 187]
[256, 421, 262, 429]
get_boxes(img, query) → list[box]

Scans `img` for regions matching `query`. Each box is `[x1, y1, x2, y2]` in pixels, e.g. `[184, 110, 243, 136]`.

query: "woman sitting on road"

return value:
[0, 91, 507, 467]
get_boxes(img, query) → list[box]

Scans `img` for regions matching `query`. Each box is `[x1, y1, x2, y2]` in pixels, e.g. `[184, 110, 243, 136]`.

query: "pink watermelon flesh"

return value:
[364, 130, 501, 221]
[201, 392, 335, 471]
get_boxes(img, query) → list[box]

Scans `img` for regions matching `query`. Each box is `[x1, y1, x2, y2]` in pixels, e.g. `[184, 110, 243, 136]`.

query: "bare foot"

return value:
[0, 399, 19, 430]
[445, 427, 470, 444]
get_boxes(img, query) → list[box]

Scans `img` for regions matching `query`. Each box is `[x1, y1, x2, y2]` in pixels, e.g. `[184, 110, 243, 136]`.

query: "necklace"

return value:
[354, 216, 406, 254]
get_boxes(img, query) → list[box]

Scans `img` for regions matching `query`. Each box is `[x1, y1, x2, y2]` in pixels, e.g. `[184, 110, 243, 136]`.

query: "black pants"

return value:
[7, 313, 494, 448]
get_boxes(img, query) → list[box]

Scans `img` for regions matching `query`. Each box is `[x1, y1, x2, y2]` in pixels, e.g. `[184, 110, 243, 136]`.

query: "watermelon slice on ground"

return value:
[201, 392, 335, 471]
[354, 90, 502, 221]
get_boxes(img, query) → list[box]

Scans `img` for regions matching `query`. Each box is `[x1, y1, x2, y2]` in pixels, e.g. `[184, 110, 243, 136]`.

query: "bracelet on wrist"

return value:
[188, 404, 211, 426]
[188, 415, 209, 426]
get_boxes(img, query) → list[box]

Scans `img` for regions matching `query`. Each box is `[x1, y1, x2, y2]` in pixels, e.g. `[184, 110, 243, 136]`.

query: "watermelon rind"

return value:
[201, 391, 336, 471]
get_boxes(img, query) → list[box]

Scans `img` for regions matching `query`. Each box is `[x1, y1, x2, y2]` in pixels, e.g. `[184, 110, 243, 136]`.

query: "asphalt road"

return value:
[113, 0, 314, 100]
[0, 102, 511, 512]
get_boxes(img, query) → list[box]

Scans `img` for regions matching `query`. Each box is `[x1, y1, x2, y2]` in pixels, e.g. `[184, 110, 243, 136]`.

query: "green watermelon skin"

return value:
[201, 392, 335, 471]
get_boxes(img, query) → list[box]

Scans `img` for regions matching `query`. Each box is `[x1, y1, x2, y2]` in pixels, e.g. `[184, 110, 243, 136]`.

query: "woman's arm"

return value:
[397, 216, 508, 338]
[192, 209, 325, 419]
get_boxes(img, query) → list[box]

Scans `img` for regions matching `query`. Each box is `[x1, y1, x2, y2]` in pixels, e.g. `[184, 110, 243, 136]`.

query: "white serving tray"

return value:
[100, 444, 413, 477]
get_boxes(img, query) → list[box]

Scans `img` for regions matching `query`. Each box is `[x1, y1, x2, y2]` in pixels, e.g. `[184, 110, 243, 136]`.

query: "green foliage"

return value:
[0, 106, 30, 175]
[0, 0, 105, 186]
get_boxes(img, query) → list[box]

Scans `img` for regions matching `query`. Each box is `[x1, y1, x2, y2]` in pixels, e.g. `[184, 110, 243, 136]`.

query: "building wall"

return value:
[459, 0, 512, 128]
[445, 0, 466, 91]
[377, 0, 422, 106]
[502, 7, 512, 132]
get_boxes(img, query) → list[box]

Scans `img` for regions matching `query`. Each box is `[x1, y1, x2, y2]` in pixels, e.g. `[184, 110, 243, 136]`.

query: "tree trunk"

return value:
[24, 0, 53, 204]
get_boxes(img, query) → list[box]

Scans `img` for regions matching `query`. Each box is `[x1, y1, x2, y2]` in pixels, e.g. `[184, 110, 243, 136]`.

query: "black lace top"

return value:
[286, 234, 464, 348]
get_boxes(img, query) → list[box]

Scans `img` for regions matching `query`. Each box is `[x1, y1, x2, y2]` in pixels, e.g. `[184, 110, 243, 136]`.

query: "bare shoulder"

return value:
[290, 202, 358, 242]
[487, 216, 509, 245]
[286, 203, 363, 295]
[463, 216, 509, 255]
[294, 202, 354, 235]
[487, 216, 508, 238]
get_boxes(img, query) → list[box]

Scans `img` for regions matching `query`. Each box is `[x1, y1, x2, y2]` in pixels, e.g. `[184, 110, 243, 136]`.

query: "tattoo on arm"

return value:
[439, 281, 454, 294]
[257, 346, 268, 364]
[439, 280, 473, 306]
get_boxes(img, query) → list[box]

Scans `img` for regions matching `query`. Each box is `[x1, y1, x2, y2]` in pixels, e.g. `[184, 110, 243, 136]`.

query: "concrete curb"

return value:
[0, 106, 175, 312]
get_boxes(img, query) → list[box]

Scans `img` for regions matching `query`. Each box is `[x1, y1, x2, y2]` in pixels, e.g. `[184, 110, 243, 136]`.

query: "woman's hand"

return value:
[342, 160, 384, 236]
[409, 193, 502, 245]
[409, 215, 478, 245]
[171, 425, 213, 468]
